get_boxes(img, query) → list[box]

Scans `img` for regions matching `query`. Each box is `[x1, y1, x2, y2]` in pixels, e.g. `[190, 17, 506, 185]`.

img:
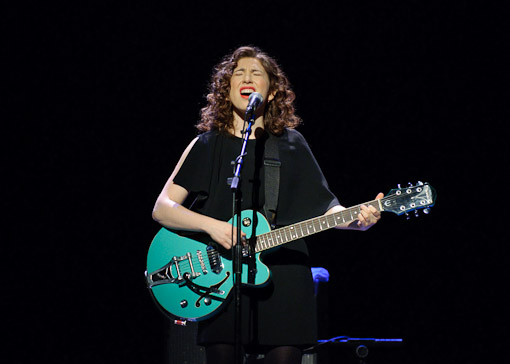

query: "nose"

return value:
[242, 72, 253, 83]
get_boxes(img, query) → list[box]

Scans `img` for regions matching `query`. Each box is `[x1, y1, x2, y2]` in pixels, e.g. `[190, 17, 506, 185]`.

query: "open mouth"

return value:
[240, 86, 256, 99]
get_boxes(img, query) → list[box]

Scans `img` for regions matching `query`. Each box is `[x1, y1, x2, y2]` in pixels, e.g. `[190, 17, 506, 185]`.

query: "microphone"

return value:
[245, 92, 263, 114]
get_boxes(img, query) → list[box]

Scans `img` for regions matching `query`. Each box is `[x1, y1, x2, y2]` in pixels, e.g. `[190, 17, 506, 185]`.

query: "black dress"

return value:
[173, 128, 339, 347]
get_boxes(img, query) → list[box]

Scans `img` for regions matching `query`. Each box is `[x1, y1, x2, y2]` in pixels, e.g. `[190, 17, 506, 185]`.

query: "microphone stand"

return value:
[230, 108, 255, 364]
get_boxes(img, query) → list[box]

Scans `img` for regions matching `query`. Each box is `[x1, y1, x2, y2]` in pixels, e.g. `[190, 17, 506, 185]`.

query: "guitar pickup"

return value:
[206, 245, 223, 274]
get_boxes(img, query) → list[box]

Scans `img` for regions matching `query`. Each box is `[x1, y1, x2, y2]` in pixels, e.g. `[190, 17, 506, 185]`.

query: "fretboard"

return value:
[254, 199, 383, 253]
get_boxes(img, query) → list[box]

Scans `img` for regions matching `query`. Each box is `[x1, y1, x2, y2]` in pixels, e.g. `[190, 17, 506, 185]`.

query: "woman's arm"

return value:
[152, 137, 244, 249]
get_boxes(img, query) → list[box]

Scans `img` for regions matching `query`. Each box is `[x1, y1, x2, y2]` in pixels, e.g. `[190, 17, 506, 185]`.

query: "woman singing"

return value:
[152, 45, 382, 364]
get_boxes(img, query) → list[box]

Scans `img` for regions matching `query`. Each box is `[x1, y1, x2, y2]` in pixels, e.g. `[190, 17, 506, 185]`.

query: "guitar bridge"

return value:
[145, 252, 200, 288]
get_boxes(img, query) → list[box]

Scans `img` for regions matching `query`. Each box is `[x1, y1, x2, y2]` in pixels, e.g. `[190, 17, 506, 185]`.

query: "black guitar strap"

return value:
[263, 133, 281, 229]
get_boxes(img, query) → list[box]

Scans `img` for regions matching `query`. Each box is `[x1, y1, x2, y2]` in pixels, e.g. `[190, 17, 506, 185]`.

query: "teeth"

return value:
[241, 89, 254, 95]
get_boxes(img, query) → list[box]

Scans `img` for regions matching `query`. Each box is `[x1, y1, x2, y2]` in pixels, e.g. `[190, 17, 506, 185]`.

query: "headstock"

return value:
[382, 182, 436, 216]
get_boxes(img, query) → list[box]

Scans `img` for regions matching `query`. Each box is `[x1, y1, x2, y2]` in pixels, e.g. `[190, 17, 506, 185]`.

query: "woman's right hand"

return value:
[204, 219, 246, 250]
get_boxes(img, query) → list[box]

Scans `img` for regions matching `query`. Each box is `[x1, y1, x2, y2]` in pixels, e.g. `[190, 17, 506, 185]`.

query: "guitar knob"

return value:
[180, 300, 188, 308]
[204, 297, 212, 306]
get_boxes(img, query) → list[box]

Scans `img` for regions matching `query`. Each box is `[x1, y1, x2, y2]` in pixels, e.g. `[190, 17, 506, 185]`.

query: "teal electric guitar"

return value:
[145, 182, 436, 321]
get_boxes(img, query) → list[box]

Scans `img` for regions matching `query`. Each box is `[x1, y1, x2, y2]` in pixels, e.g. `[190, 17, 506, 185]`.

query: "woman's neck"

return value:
[230, 113, 265, 139]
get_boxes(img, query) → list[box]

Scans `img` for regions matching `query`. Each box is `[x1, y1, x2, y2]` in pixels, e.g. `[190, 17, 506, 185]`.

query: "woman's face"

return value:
[229, 57, 274, 116]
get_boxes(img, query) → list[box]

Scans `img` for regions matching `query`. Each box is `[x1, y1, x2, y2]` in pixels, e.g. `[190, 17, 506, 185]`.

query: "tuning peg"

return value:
[414, 210, 420, 218]
[405, 212, 411, 220]
[407, 182, 413, 187]
[417, 181, 424, 186]
[423, 208, 431, 214]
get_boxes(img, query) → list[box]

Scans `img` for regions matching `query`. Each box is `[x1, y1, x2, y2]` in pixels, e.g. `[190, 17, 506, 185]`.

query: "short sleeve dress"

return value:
[173, 128, 339, 347]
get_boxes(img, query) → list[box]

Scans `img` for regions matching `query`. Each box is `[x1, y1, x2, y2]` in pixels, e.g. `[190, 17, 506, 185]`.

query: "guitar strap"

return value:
[263, 133, 281, 229]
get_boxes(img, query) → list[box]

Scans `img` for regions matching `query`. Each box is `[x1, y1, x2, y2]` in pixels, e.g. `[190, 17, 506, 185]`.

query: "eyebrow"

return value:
[233, 67, 263, 73]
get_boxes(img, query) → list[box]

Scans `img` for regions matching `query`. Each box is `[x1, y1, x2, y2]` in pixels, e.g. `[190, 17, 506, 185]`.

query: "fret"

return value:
[267, 233, 274, 247]
[263, 234, 270, 249]
[273, 230, 283, 245]
[271, 231, 279, 247]
[307, 221, 315, 234]
[279, 227, 286, 242]
[332, 213, 340, 226]
[257, 236, 263, 251]
[261, 235, 268, 250]
[295, 223, 301, 237]
[261, 235, 268, 251]
[281, 230, 287, 244]
[350, 207, 359, 221]
[326, 215, 333, 228]
[298, 223, 305, 238]
[263, 235, 269, 249]
[299, 222, 308, 238]
[295, 223, 302, 238]
[289, 226, 297, 240]
[280, 230, 285, 243]
[293, 224, 300, 239]
[290, 226, 297, 240]
[287, 228, 292, 241]
[335, 213, 344, 225]
[312, 219, 318, 233]
[301, 223, 307, 235]
[299, 223, 306, 236]
[272, 231, 279, 247]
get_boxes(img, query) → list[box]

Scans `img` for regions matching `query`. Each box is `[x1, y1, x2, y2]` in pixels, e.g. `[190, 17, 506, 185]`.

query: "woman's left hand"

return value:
[356, 192, 384, 230]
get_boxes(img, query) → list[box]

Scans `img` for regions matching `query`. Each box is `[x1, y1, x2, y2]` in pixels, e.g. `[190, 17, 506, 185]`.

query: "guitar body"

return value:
[146, 210, 272, 321]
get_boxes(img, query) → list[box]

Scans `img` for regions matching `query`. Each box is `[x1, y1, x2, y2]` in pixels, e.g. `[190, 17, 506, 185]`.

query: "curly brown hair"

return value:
[197, 46, 302, 135]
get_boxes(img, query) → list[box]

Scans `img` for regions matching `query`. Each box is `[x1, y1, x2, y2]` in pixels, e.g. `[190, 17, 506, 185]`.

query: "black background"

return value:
[6, 1, 506, 363]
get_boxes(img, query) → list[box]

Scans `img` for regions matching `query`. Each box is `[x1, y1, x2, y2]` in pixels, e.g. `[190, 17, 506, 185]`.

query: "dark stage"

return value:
[6, 1, 505, 363]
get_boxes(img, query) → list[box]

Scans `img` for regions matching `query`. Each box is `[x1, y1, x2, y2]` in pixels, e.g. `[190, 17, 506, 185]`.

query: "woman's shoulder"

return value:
[277, 128, 308, 148]
[191, 130, 224, 149]
[283, 128, 305, 139]
[196, 129, 220, 142]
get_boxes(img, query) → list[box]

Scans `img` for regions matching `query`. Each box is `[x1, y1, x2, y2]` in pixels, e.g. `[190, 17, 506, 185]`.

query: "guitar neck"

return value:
[254, 199, 383, 253]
